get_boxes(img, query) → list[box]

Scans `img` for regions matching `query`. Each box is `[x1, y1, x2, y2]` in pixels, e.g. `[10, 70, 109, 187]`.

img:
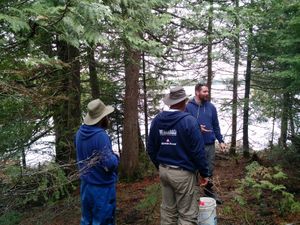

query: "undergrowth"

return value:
[234, 161, 300, 223]
[136, 183, 161, 224]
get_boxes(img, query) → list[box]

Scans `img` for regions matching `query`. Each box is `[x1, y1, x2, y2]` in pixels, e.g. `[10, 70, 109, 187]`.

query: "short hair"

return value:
[195, 83, 206, 91]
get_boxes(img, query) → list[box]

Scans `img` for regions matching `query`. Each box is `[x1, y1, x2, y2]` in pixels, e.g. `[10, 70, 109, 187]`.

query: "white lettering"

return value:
[159, 129, 177, 136]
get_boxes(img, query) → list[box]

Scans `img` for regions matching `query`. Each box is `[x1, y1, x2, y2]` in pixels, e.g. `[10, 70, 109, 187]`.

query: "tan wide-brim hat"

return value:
[84, 99, 114, 125]
[163, 86, 190, 106]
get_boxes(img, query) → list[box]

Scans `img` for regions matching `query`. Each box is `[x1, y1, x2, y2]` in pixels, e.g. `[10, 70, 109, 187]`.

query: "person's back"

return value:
[75, 99, 119, 225]
[76, 124, 118, 186]
[148, 110, 208, 175]
[147, 86, 209, 225]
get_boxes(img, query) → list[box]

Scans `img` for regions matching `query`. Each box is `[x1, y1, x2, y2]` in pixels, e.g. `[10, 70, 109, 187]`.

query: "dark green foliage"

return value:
[250, 1, 300, 148]
[136, 183, 161, 210]
[0, 1, 299, 222]
[0, 211, 22, 225]
[235, 161, 300, 216]
[1, 163, 73, 213]
[291, 134, 300, 153]
[0, 95, 50, 159]
[253, 1, 300, 90]
[266, 145, 300, 168]
[136, 183, 161, 224]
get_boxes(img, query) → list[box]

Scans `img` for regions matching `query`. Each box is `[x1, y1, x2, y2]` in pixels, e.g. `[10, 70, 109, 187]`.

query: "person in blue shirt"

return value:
[75, 99, 119, 225]
[185, 83, 225, 204]
[147, 86, 209, 225]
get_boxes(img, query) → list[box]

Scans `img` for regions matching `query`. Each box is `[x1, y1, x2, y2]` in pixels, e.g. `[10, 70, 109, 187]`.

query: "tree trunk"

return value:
[279, 93, 289, 148]
[289, 96, 295, 138]
[88, 47, 100, 99]
[54, 40, 81, 173]
[230, 0, 240, 155]
[120, 44, 141, 179]
[243, 25, 252, 158]
[207, 0, 213, 100]
[270, 107, 276, 148]
[21, 148, 26, 169]
[142, 52, 149, 145]
[115, 108, 122, 156]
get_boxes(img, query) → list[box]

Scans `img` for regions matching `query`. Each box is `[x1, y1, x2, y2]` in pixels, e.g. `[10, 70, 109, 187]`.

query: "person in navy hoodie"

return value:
[75, 99, 119, 225]
[185, 83, 225, 204]
[147, 86, 209, 225]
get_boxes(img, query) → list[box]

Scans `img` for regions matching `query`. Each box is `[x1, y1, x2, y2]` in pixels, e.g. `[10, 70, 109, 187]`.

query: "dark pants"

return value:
[204, 144, 215, 177]
[80, 181, 116, 225]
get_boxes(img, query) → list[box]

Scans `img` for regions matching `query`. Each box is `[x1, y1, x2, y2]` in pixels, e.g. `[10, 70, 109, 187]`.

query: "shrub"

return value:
[235, 161, 300, 216]
[0, 211, 22, 225]
[1, 162, 74, 213]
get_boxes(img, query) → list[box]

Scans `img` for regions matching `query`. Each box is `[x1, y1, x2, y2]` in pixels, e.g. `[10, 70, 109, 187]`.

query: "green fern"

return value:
[235, 162, 300, 215]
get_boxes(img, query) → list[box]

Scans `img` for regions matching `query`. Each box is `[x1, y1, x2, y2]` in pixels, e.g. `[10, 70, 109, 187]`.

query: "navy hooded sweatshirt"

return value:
[147, 110, 209, 177]
[185, 98, 224, 145]
[75, 125, 119, 186]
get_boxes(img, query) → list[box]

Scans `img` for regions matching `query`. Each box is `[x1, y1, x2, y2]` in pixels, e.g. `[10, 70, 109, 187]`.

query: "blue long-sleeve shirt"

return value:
[185, 98, 224, 145]
[147, 110, 209, 177]
[75, 125, 119, 186]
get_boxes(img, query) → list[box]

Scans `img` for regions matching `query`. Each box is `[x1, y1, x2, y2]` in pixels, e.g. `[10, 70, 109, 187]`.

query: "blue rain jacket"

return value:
[147, 110, 209, 177]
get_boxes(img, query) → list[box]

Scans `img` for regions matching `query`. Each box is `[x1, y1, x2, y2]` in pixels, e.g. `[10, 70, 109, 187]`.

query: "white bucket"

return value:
[198, 197, 217, 225]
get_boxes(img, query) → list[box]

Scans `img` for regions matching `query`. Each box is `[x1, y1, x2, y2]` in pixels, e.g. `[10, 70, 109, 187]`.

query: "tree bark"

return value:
[54, 40, 81, 173]
[142, 52, 149, 145]
[120, 44, 141, 179]
[206, 0, 213, 100]
[243, 25, 253, 158]
[21, 148, 26, 169]
[289, 97, 295, 138]
[279, 93, 289, 148]
[115, 108, 122, 155]
[88, 47, 100, 99]
[230, 0, 240, 155]
[270, 107, 276, 148]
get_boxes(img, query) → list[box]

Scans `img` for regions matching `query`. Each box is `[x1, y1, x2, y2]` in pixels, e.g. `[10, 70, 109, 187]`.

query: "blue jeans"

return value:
[80, 181, 116, 225]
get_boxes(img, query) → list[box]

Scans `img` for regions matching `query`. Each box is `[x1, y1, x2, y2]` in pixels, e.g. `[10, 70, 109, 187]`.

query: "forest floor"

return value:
[20, 153, 300, 225]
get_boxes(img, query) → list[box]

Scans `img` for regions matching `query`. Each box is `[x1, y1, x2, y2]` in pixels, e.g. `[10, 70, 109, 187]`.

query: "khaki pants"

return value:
[159, 165, 199, 225]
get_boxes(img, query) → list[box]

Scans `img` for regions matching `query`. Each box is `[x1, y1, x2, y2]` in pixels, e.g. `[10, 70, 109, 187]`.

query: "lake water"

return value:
[25, 80, 280, 167]
[183, 85, 280, 151]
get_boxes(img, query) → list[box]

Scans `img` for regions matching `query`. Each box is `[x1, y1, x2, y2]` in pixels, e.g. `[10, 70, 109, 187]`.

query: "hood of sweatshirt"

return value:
[189, 98, 208, 107]
[77, 124, 104, 140]
[188, 98, 209, 115]
[155, 110, 190, 130]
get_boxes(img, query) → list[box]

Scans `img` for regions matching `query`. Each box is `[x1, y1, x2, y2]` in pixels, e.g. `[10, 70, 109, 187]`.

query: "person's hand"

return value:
[219, 142, 226, 152]
[200, 125, 212, 133]
[199, 177, 209, 187]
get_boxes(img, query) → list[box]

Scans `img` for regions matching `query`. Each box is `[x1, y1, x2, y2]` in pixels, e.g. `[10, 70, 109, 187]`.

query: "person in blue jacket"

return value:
[147, 86, 209, 225]
[185, 83, 225, 204]
[75, 99, 119, 225]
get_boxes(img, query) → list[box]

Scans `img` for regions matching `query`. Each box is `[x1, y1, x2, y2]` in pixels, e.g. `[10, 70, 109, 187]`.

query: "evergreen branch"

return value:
[154, 8, 208, 33]
[46, 0, 71, 28]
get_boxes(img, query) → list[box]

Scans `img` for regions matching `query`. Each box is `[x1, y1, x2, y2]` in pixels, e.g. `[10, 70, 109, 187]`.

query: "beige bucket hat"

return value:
[163, 86, 190, 106]
[84, 99, 114, 125]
